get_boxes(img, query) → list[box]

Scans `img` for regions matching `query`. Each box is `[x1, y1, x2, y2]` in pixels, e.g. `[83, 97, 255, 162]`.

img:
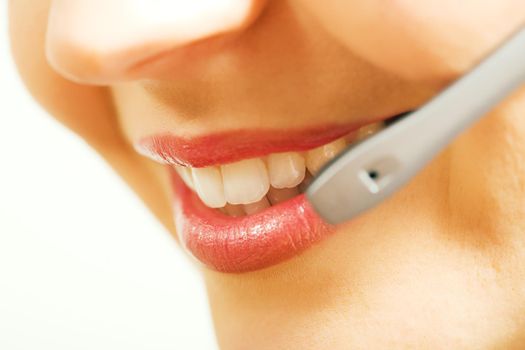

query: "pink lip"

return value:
[171, 170, 334, 272]
[136, 122, 372, 168]
[143, 118, 396, 272]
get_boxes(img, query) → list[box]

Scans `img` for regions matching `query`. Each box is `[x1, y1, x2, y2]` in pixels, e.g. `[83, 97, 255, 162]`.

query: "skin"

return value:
[8, 0, 525, 348]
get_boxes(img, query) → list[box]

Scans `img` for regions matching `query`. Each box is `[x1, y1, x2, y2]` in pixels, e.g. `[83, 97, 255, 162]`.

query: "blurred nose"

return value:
[46, 0, 264, 84]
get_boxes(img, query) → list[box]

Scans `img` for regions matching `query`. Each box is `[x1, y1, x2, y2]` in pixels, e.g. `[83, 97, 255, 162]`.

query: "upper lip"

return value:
[135, 117, 387, 168]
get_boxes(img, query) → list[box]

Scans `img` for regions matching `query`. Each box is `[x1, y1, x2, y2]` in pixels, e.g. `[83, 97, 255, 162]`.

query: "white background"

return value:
[0, 3, 217, 349]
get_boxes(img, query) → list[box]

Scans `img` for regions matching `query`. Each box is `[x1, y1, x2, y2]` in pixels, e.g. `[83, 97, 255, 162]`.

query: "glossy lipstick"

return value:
[140, 119, 395, 272]
[171, 170, 333, 272]
[136, 122, 374, 168]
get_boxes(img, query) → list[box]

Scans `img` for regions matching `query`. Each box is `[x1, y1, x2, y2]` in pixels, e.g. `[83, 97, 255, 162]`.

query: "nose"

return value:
[46, 0, 265, 84]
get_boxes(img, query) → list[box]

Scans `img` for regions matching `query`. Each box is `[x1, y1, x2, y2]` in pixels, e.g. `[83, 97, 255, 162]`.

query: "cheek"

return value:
[298, 0, 525, 82]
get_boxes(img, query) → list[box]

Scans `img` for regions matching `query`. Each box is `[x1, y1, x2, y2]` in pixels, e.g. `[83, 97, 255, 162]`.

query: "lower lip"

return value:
[170, 169, 334, 273]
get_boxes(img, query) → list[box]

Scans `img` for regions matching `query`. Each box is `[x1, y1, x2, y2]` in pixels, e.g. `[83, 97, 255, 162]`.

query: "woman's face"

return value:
[10, 1, 525, 348]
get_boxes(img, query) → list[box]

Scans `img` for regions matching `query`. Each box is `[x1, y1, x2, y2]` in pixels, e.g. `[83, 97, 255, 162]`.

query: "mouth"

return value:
[136, 115, 400, 272]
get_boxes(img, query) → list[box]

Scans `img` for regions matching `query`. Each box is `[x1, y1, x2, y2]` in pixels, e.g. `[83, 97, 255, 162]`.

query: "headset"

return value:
[307, 27, 525, 224]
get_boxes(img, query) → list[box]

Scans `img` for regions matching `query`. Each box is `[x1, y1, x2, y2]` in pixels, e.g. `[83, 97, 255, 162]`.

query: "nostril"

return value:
[45, 0, 267, 85]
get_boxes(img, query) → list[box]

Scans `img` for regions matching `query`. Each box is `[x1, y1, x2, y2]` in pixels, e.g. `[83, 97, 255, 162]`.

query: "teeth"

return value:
[356, 122, 384, 140]
[243, 197, 271, 215]
[221, 158, 270, 205]
[177, 122, 385, 214]
[175, 166, 194, 190]
[191, 166, 226, 208]
[267, 152, 305, 189]
[305, 138, 347, 175]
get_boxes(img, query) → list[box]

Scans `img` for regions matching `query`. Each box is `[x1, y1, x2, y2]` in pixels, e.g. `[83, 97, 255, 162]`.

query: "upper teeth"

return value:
[267, 152, 305, 189]
[221, 158, 270, 205]
[174, 122, 384, 211]
[191, 166, 226, 208]
[305, 138, 346, 175]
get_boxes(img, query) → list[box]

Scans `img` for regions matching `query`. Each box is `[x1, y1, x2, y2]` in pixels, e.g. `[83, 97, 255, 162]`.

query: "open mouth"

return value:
[173, 121, 385, 216]
[137, 115, 400, 272]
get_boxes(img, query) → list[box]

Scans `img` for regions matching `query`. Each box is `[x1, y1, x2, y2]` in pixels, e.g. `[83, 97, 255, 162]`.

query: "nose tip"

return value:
[46, 0, 264, 84]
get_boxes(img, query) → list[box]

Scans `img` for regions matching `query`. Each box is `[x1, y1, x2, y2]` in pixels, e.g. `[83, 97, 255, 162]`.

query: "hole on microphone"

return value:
[368, 170, 379, 180]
